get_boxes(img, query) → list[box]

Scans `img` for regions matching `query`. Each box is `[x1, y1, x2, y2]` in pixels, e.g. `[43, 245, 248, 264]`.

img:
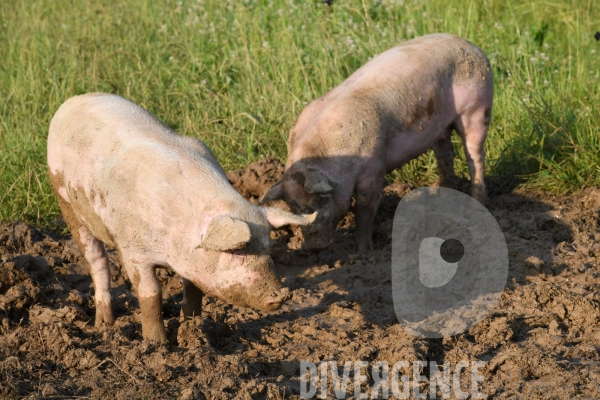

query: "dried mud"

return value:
[1, 159, 600, 399]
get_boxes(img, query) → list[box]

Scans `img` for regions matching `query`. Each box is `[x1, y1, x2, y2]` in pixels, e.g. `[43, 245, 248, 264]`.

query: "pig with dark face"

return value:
[47, 93, 316, 343]
[262, 34, 493, 253]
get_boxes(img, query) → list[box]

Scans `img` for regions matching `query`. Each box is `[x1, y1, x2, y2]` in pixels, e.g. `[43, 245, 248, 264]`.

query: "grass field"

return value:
[1, 0, 598, 228]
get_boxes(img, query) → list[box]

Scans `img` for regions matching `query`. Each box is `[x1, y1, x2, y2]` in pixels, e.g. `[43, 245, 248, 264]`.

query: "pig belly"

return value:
[384, 122, 452, 173]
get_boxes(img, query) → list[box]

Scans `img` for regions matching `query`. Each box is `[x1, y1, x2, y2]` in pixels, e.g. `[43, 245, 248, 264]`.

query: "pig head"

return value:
[191, 208, 317, 311]
[260, 163, 345, 251]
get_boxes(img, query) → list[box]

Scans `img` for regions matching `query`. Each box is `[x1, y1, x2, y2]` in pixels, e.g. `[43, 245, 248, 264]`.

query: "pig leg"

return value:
[78, 227, 115, 327]
[455, 107, 489, 204]
[53, 194, 114, 327]
[354, 172, 385, 253]
[180, 278, 203, 320]
[123, 258, 167, 343]
[431, 129, 456, 189]
[139, 266, 167, 343]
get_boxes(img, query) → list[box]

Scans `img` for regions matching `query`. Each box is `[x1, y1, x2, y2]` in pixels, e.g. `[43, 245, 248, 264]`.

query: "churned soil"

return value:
[1, 158, 600, 399]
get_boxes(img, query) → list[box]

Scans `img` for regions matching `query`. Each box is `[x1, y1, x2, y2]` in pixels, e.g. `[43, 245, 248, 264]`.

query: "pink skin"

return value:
[47, 93, 315, 343]
[262, 34, 493, 253]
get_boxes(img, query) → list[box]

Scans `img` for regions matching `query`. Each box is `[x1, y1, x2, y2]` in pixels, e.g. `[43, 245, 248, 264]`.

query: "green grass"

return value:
[1, 0, 598, 228]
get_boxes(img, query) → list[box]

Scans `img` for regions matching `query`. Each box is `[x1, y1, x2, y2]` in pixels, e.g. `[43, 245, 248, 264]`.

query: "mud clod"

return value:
[227, 157, 284, 203]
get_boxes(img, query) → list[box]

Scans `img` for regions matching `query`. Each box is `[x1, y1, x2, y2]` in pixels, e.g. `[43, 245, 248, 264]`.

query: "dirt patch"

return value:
[1, 159, 600, 398]
[227, 157, 285, 203]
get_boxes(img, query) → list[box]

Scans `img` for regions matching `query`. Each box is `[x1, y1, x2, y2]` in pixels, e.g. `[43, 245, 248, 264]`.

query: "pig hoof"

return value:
[472, 188, 487, 205]
[180, 304, 203, 321]
[94, 303, 115, 328]
[142, 326, 168, 344]
[262, 289, 292, 311]
[94, 318, 115, 329]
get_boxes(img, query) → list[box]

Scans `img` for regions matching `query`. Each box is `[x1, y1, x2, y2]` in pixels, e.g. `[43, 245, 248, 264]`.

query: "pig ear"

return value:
[262, 207, 317, 229]
[304, 168, 336, 195]
[198, 216, 251, 251]
[259, 180, 285, 205]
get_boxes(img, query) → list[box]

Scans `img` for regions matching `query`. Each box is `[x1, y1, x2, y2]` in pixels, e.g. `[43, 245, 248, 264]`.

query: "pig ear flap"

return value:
[259, 180, 285, 205]
[198, 216, 251, 251]
[304, 168, 337, 196]
[263, 207, 318, 229]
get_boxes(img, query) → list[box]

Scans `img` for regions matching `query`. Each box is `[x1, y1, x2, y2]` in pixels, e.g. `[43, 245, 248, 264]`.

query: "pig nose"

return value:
[262, 288, 292, 311]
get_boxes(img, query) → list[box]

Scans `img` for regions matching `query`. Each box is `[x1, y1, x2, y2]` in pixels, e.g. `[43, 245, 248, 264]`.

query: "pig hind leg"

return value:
[431, 127, 456, 189]
[55, 197, 114, 327]
[455, 107, 490, 204]
[78, 228, 115, 327]
[180, 278, 203, 320]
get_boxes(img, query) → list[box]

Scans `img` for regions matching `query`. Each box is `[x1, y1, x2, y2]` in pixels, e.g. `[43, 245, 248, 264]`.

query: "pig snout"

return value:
[212, 253, 292, 311]
[298, 219, 336, 251]
[261, 287, 292, 311]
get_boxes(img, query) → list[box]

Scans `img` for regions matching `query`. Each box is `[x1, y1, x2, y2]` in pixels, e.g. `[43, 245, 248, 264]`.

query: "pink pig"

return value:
[262, 34, 493, 252]
[47, 93, 316, 343]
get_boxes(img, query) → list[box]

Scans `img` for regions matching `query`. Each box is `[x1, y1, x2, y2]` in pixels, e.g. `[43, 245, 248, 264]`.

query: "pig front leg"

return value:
[138, 267, 167, 343]
[354, 172, 385, 253]
[180, 278, 203, 320]
[432, 129, 456, 189]
[77, 227, 115, 327]
[124, 260, 168, 343]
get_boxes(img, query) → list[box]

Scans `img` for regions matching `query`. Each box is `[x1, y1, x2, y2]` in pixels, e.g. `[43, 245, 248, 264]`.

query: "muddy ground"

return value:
[1, 158, 600, 399]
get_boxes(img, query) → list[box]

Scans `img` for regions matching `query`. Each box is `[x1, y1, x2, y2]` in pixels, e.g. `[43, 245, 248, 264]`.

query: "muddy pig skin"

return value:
[261, 34, 493, 252]
[47, 93, 316, 343]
